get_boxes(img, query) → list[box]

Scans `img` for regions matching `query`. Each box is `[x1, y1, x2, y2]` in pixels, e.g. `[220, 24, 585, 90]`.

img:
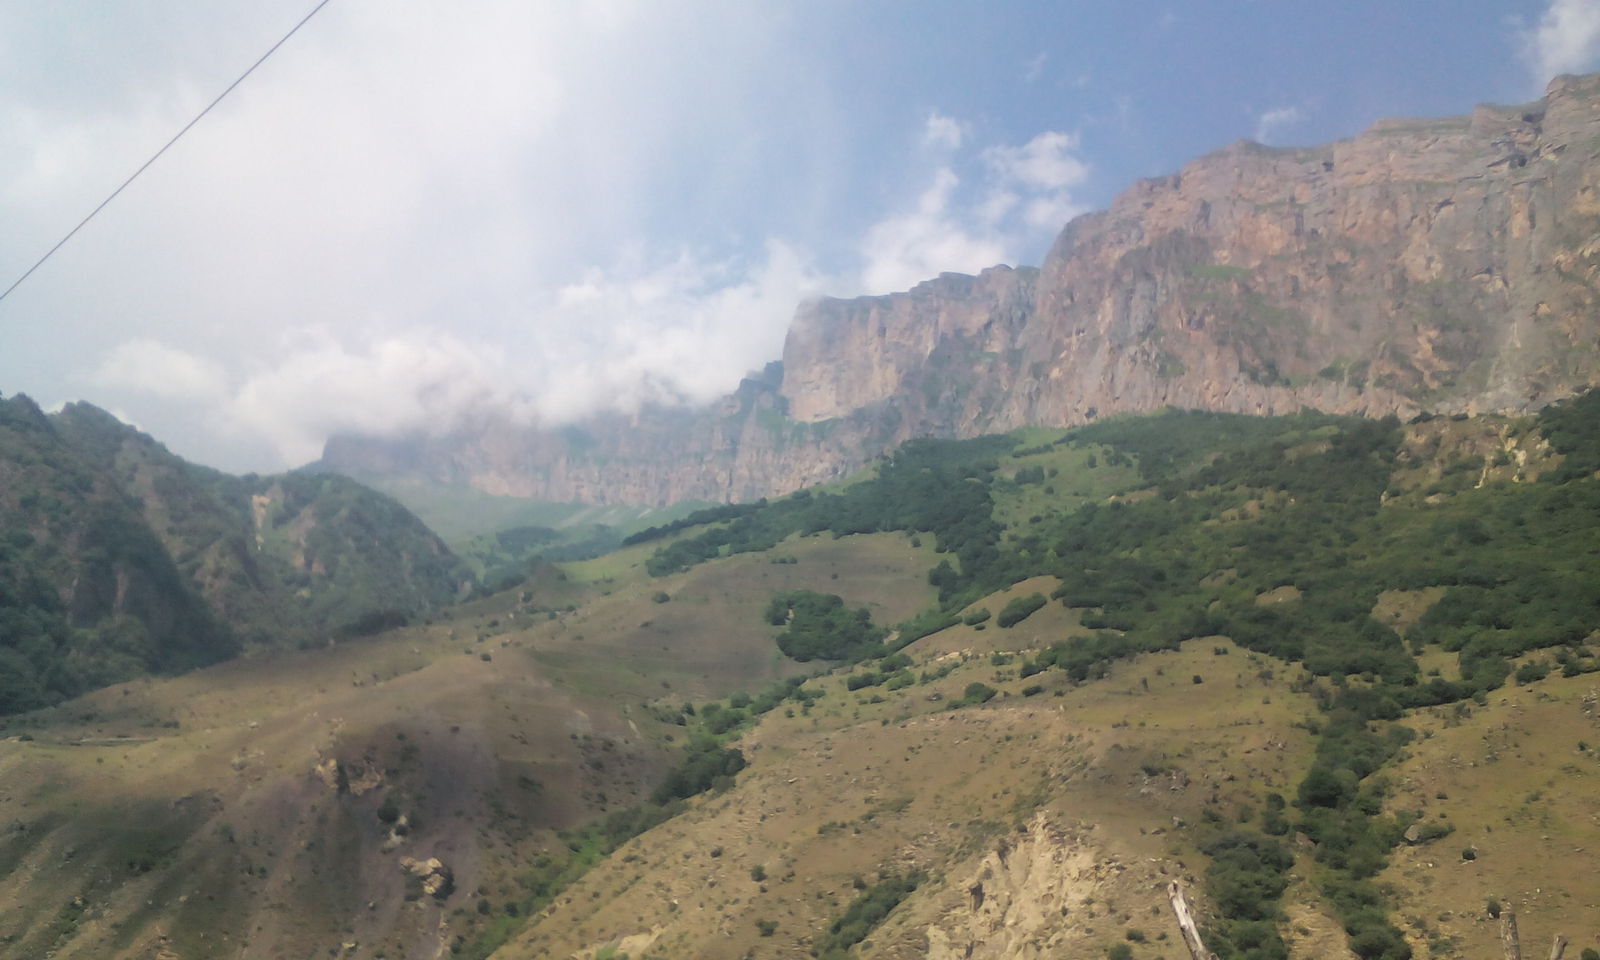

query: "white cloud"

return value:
[976, 188, 1021, 228]
[90, 340, 229, 402]
[856, 126, 1091, 295]
[1, 2, 829, 469]
[229, 330, 508, 466]
[921, 113, 965, 151]
[1253, 106, 1303, 145]
[5, 4, 1100, 469]
[94, 240, 821, 466]
[526, 240, 821, 422]
[1520, 0, 1600, 84]
[983, 131, 1091, 231]
[858, 168, 1010, 295]
[1021, 193, 1087, 232]
[983, 131, 1090, 191]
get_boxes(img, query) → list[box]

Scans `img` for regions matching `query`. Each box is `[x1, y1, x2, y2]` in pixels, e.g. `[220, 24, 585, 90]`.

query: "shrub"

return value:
[1411, 821, 1454, 843]
[1297, 765, 1354, 809]
[1514, 660, 1549, 684]
[898, 609, 961, 644]
[1348, 923, 1411, 960]
[997, 593, 1047, 628]
[651, 737, 746, 804]
[755, 919, 778, 937]
[376, 796, 401, 824]
[766, 591, 888, 661]
[960, 682, 997, 705]
[816, 873, 923, 956]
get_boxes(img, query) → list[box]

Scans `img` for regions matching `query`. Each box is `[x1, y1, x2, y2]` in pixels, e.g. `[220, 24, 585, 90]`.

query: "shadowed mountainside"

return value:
[0, 395, 471, 713]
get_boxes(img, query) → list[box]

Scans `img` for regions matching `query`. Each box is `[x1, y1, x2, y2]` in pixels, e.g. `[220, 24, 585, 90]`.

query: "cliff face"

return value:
[320, 74, 1600, 506]
[319, 365, 899, 505]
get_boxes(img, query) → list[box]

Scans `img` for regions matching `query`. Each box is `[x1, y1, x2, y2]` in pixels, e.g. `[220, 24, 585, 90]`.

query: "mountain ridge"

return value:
[318, 73, 1600, 507]
[0, 393, 472, 713]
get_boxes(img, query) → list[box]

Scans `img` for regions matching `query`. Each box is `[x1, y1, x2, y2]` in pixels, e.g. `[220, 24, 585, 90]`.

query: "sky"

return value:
[2, 0, 1598, 473]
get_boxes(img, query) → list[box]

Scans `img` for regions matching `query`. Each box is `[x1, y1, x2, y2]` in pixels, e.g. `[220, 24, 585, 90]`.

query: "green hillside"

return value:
[0, 396, 473, 713]
[0, 395, 233, 713]
[0, 396, 1597, 960]
[327, 470, 714, 591]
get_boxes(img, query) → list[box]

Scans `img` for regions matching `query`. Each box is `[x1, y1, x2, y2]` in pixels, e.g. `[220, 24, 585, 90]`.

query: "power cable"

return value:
[0, 0, 335, 307]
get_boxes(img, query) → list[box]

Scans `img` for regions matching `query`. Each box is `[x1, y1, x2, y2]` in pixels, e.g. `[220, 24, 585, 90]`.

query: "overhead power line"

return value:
[0, 0, 335, 308]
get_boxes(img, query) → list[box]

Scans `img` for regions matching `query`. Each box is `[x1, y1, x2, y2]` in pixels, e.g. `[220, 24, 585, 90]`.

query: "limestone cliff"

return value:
[319, 74, 1600, 506]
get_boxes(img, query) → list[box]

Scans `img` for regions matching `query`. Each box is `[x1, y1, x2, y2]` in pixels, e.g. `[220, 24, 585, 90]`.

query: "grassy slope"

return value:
[3, 407, 1598, 960]
[1380, 671, 1600, 956]
[498, 635, 1326, 960]
[337, 473, 706, 545]
[0, 531, 936, 960]
[483, 409, 1599, 960]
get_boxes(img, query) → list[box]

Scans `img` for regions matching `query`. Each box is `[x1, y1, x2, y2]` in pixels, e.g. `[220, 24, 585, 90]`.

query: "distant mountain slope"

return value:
[322, 73, 1600, 506]
[0, 395, 472, 713]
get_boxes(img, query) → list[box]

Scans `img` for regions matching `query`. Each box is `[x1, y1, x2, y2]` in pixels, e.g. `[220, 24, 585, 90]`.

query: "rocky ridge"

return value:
[320, 74, 1600, 506]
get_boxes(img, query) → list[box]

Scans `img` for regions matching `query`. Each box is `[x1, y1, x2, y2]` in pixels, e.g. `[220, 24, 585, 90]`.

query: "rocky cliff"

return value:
[319, 74, 1600, 506]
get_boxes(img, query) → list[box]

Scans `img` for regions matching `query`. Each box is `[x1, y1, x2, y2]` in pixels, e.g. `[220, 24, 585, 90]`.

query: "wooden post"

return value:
[1501, 909, 1522, 960]
[1549, 933, 1567, 960]
[1167, 880, 1217, 960]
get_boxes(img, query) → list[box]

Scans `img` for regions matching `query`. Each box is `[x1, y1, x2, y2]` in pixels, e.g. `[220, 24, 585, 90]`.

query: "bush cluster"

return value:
[816, 872, 924, 959]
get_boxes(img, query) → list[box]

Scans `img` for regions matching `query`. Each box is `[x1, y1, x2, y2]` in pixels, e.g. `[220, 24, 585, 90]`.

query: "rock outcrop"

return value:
[869, 815, 1107, 960]
[319, 74, 1600, 506]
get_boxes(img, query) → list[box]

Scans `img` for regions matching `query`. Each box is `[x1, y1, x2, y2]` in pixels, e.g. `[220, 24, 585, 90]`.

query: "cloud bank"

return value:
[5, 3, 1094, 471]
[79, 104, 1087, 467]
[1521, 0, 1600, 86]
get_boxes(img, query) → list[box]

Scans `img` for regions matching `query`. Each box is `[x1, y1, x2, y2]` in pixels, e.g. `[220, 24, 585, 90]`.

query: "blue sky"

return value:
[1, 0, 1596, 471]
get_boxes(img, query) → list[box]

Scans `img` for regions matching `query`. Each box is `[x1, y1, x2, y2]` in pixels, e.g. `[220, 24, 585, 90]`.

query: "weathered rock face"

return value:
[859, 814, 1116, 960]
[320, 74, 1600, 506]
[781, 267, 1039, 424]
[319, 364, 904, 505]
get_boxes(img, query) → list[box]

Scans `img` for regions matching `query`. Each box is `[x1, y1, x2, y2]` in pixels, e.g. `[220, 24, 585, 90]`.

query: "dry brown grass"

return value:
[0, 530, 939, 960]
[1381, 672, 1600, 959]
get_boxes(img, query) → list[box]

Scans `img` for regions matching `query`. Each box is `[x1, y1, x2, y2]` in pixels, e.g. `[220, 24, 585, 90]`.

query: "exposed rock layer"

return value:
[320, 75, 1600, 505]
